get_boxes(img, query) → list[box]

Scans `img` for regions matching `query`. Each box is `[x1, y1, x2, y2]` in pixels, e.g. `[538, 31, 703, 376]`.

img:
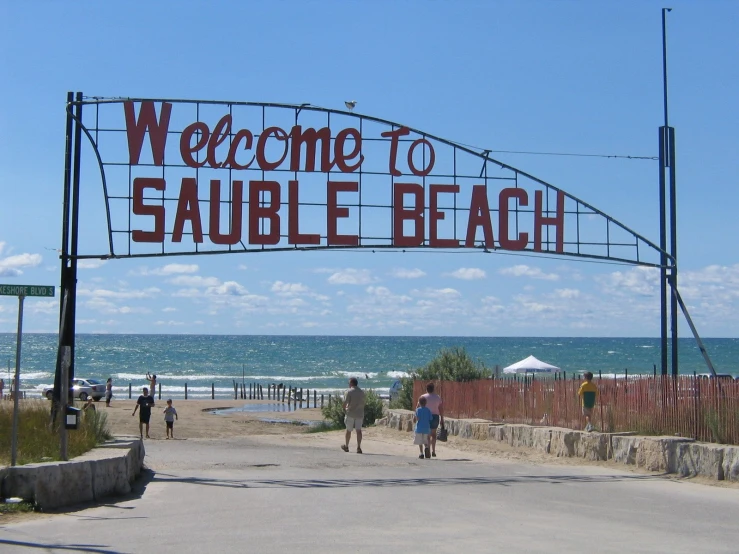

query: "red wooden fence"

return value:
[413, 374, 739, 445]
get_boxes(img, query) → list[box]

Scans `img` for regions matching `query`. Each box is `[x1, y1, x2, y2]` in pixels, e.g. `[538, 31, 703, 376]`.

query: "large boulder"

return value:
[675, 443, 725, 480]
[635, 436, 695, 472]
[721, 447, 739, 482]
[612, 435, 639, 465]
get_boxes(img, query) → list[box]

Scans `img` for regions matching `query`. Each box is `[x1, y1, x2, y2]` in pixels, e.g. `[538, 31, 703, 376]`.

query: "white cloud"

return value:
[598, 267, 659, 297]
[167, 275, 220, 287]
[132, 263, 199, 276]
[237, 264, 248, 270]
[449, 267, 486, 280]
[77, 286, 160, 299]
[412, 287, 461, 298]
[499, 264, 559, 281]
[78, 259, 107, 269]
[390, 268, 426, 279]
[327, 268, 375, 285]
[271, 281, 309, 294]
[162, 307, 177, 312]
[0, 252, 42, 277]
[554, 288, 580, 299]
[206, 281, 249, 296]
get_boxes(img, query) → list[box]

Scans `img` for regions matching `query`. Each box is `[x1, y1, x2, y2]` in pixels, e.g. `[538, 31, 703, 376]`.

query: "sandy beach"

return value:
[100, 398, 325, 440]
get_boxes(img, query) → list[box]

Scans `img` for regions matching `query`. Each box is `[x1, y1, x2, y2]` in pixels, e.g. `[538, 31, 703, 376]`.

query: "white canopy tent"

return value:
[503, 355, 561, 374]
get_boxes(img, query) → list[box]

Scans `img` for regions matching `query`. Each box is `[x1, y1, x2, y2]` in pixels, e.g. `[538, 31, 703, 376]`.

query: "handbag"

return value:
[437, 424, 448, 442]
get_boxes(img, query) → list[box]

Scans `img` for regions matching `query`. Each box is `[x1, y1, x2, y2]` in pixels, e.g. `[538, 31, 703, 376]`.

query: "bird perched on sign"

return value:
[345, 100, 357, 112]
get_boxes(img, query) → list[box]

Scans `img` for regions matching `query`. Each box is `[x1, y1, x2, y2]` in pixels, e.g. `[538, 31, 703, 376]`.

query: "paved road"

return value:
[2, 431, 739, 553]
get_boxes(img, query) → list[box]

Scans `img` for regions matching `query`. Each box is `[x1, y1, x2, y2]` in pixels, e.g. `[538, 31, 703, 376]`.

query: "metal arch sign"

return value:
[69, 96, 668, 267]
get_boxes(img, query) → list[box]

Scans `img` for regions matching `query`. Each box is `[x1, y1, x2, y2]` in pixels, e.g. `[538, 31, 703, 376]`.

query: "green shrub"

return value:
[321, 389, 384, 428]
[396, 347, 488, 409]
[0, 400, 112, 466]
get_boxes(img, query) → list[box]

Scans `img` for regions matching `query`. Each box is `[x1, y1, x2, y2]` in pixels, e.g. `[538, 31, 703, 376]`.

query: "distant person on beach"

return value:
[341, 377, 365, 454]
[84, 397, 96, 412]
[146, 372, 157, 395]
[414, 396, 432, 459]
[105, 377, 113, 407]
[132, 387, 155, 439]
[0, 378, 4, 399]
[418, 382, 444, 457]
[163, 399, 178, 439]
[578, 372, 598, 432]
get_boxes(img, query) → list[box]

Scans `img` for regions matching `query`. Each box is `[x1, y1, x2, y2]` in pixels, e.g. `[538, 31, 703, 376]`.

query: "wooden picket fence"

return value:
[414, 374, 739, 445]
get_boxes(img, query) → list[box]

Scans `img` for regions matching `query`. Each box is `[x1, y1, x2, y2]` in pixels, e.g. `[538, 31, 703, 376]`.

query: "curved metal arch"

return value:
[71, 97, 672, 268]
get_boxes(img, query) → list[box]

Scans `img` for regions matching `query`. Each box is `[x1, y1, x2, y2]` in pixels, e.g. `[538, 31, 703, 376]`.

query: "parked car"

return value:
[43, 378, 106, 401]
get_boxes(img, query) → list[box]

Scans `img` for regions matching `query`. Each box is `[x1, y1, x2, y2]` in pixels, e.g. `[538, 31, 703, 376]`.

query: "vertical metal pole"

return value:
[10, 295, 25, 466]
[669, 127, 678, 376]
[54, 92, 75, 403]
[67, 92, 84, 385]
[662, 8, 678, 377]
[60, 346, 71, 461]
[658, 129, 668, 375]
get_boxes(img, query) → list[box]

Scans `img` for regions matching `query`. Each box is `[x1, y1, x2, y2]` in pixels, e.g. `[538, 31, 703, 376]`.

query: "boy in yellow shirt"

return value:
[577, 371, 598, 432]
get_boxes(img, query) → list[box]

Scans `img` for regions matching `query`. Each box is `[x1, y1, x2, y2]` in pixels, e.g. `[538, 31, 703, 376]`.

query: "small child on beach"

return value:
[577, 371, 598, 432]
[163, 399, 178, 439]
[413, 396, 432, 459]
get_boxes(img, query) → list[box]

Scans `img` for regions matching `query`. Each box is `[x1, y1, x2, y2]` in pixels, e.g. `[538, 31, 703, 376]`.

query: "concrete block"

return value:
[675, 443, 725, 480]
[35, 461, 94, 510]
[471, 423, 491, 441]
[721, 447, 739, 482]
[507, 425, 534, 448]
[636, 436, 694, 473]
[532, 428, 552, 453]
[576, 432, 609, 461]
[549, 428, 579, 458]
[612, 435, 639, 465]
[488, 424, 507, 443]
[1, 464, 37, 501]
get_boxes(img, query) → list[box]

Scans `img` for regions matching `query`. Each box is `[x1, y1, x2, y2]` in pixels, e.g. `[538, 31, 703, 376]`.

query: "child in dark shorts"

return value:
[163, 399, 178, 439]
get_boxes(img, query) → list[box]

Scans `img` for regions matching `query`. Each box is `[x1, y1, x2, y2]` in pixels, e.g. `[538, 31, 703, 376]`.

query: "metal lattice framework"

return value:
[69, 97, 671, 268]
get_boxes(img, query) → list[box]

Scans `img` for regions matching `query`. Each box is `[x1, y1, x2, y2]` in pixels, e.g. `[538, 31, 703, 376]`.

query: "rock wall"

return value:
[0, 435, 145, 510]
[380, 410, 739, 482]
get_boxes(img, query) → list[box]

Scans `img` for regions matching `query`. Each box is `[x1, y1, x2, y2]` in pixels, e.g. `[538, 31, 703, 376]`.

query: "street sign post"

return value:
[2, 284, 55, 466]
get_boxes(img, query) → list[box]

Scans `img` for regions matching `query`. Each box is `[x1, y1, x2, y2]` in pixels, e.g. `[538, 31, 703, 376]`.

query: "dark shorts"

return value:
[139, 414, 151, 424]
[166, 421, 174, 429]
[105, 392, 112, 401]
[430, 414, 440, 430]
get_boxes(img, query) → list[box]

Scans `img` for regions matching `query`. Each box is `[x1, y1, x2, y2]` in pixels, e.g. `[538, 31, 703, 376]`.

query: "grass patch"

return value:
[0, 500, 35, 514]
[306, 421, 343, 433]
[0, 400, 112, 466]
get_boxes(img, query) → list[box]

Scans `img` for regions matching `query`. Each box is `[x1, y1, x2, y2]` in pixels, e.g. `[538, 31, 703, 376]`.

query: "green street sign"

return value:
[0, 284, 55, 297]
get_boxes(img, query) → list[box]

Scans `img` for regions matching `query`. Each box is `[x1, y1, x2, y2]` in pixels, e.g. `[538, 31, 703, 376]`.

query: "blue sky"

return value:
[1, 0, 738, 337]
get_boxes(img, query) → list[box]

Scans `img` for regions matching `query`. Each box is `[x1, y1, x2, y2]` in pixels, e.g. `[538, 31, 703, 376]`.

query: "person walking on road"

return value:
[132, 387, 155, 439]
[413, 396, 432, 459]
[418, 382, 444, 457]
[341, 377, 365, 454]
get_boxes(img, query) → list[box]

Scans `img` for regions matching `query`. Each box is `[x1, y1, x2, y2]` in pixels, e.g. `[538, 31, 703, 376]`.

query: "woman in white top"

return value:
[418, 382, 444, 457]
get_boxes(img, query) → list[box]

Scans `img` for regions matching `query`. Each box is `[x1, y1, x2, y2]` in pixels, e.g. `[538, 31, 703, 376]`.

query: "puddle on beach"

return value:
[207, 403, 320, 427]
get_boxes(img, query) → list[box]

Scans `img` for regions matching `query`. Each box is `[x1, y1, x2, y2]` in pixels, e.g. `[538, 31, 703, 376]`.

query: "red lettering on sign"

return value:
[407, 139, 435, 177]
[206, 115, 232, 169]
[288, 181, 320, 245]
[392, 183, 425, 247]
[534, 190, 565, 252]
[327, 181, 359, 246]
[429, 184, 459, 247]
[334, 128, 363, 173]
[249, 181, 281, 245]
[290, 126, 334, 172]
[256, 127, 289, 171]
[132, 177, 165, 242]
[209, 179, 243, 245]
[225, 129, 255, 170]
[499, 188, 528, 250]
[465, 185, 494, 248]
[172, 178, 204, 243]
[124, 101, 172, 166]
[180, 121, 209, 168]
[382, 127, 411, 177]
